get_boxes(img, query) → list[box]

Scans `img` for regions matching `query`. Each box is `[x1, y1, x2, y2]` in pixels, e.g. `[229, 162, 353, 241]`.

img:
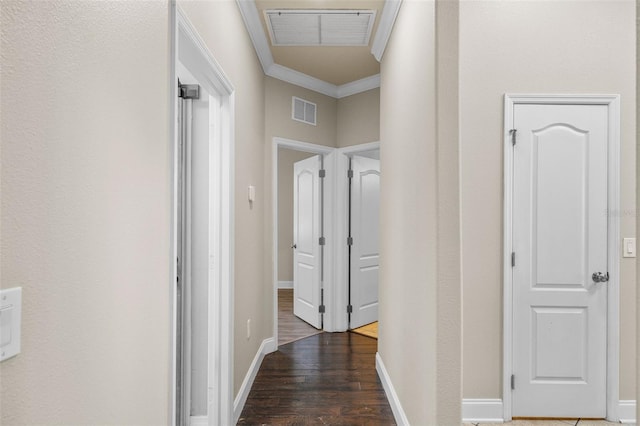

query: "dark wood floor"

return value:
[278, 289, 323, 346]
[237, 332, 396, 425]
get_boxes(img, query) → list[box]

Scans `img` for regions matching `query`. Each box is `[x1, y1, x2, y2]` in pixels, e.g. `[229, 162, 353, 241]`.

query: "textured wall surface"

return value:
[0, 2, 171, 424]
[460, 0, 637, 399]
[379, 0, 461, 423]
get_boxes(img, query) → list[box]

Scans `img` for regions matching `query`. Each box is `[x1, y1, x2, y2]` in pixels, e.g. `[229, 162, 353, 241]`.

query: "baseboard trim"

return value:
[462, 399, 504, 423]
[618, 400, 636, 424]
[461, 399, 636, 424]
[278, 280, 293, 289]
[189, 416, 208, 426]
[375, 352, 410, 426]
[233, 337, 277, 424]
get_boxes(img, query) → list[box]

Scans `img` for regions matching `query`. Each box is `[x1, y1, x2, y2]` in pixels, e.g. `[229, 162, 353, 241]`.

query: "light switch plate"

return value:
[0, 287, 21, 362]
[623, 237, 636, 258]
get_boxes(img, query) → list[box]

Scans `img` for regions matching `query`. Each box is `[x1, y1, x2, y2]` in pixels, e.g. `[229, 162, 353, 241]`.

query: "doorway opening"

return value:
[272, 138, 381, 348]
[172, 7, 235, 426]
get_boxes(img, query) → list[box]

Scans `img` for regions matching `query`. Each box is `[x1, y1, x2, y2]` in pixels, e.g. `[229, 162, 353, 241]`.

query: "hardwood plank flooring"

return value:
[238, 332, 395, 425]
[278, 289, 323, 346]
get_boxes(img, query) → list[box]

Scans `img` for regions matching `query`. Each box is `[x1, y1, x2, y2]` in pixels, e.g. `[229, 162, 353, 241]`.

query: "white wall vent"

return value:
[265, 10, 376, 47]
[292, 97, 317, 126]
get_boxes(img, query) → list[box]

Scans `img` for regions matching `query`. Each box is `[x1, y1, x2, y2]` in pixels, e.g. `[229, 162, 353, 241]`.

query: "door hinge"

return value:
[347, 237, 353, 246]
[511, 374, 515, 390]
[319, 305, 326, 314]
[511, 252, 516, 267]
[347, 169, 354, 179]
[319, 236, 326, 246]
[179, 83, 200, 99]
[319, 169, 326, 178]
[347, 305, 353, 314]
[509, 129, 517, 146]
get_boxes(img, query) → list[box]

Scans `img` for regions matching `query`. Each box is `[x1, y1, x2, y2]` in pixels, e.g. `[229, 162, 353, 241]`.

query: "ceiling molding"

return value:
[370, 0, 402, 62]
[235, 0, 391, 99]
[336, 74, 381, 99]
[267, 63, 339, 98]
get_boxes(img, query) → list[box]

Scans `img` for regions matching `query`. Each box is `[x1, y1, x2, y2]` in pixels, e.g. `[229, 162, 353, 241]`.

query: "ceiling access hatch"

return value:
[264, 9, 377, 47]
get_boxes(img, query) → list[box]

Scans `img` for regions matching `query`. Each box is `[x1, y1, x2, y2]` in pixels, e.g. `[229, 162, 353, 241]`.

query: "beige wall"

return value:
[336, 88, 380, 147]
[0, 2, 171, 424]
[379, 0, 461, 423]
[177, 1, 270, 397]
[460, 0, 637, 399]
[278, 149, 315, 282]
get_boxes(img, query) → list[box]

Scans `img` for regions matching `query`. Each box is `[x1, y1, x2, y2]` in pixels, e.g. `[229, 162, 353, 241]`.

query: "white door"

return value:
[511, 103, 609, 418]
[350, 155, 380, 329]
[293, 155, 322, 329]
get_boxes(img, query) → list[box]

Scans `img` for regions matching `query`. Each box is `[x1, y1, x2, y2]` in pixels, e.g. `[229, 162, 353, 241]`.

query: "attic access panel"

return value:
[265, 9, 377, 46]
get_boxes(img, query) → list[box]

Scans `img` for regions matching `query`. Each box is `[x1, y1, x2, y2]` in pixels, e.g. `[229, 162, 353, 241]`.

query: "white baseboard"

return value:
[278, 280, 293, 289]
[375, 352, 410, 426]
[462, 399, 504, 423]
[462, 399, 636, 424]
[618, 400, 637, 424]
[189, 416, 208, 426]
[233, 337, 276, 424]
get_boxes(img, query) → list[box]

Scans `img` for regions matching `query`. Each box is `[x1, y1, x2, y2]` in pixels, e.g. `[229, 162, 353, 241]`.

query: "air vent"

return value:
[265, 9, 376, 47]
[292, 97, 316, 126]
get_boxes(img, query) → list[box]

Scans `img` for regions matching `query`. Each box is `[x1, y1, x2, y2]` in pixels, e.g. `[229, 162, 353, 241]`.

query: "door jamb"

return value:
[335, 142, 381, 331]
[502, 94, 621, 422]
[172, 5, 236, 426]
[272, 137, 335, 346]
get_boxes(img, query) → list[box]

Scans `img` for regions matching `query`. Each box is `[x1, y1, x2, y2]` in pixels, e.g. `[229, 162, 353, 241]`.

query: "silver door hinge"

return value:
[347, 169, 353, 179]
[511, 374, 515, 390]
[319, 305, 326, 314]
[347, 305, 353, 314]
[347, 237, 353, 246]
[319, 237, 326, 246]
[319, 169, 326, 178]
[509, 129, 517, 146]
[511, 252, 516, 267]
[179, 83, 200, 99]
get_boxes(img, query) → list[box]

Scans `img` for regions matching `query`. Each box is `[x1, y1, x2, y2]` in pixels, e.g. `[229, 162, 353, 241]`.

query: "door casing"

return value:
[502, 94, 621, 422]
[171, 6, 236, 426]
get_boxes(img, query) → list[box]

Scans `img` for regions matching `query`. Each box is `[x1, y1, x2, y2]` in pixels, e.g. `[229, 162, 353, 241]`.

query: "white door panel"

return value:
[512, 104, 608, 418]
[293, 155, 322, 329]
[350, 155, 380, 329]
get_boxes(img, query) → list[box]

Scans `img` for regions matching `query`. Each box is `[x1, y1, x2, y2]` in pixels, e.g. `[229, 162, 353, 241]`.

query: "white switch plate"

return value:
[623, 237, 636, 258]
[0, 287, 22, 362]
[248, 185, 255, 203]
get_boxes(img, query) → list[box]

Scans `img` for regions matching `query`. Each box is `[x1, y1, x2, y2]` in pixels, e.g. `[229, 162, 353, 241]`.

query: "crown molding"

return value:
[370, 0, 402, 62]
[235, 0, 390, 98]
[336, 74, 381, 99]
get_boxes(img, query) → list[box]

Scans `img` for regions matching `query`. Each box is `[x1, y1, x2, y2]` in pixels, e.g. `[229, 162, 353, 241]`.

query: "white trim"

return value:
[235, 0, 385, 98]
[618, 400, 637, 424]
[278, 280, 293, 289]
[272, 138, 336, 344]
[375, 353, 410, 426]
[189, 416, 209, 426]
[174, 8, 235, 426]
[233, 338, 277, 424]
[462, 399, 504, 424]
[503, 94, 621, 422]
[336, 75, 381, 99]
[370, 0, 402, 61]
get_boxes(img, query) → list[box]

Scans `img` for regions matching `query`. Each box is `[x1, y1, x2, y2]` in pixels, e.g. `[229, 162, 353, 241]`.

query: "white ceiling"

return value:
[237, 0, 402, 98]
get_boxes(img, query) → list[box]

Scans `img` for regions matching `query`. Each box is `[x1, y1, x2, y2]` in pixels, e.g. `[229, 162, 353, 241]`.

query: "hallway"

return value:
[237, 332, 395, 425]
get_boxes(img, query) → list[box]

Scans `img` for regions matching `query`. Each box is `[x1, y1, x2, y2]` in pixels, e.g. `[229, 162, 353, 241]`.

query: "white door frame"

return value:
[272, 137, 335, 345]
[335, 142, 380, 331]
[171, 5, 235, 426]
[502, 94, 621, 421]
